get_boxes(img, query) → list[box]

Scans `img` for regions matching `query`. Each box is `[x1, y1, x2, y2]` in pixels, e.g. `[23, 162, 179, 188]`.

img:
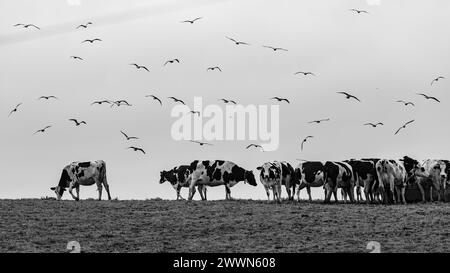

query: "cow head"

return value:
[400, 156, 429, 182]
[244, 170, 257, 186]
[51, 168, 71, 200]
[159, 171, 169, 184]
[159, 169, 178, 190]
[257, 163, 280, 183]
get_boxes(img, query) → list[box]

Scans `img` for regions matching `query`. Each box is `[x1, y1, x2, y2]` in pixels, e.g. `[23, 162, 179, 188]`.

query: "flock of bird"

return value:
[7, 7, 447, 156]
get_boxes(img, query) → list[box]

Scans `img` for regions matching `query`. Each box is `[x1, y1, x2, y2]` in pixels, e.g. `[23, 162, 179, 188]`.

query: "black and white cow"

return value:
[50, 160, 111, 201]
[187, 160, 257, 200]
[294, 161, 326, 202]
[323, 161, 355, 203]
[345, 159, 377, 203]
[361, 158, 381, 202]
[257, 161, 296, 202]
[416, 159, 447, 202]
[160, 165, 207, 200]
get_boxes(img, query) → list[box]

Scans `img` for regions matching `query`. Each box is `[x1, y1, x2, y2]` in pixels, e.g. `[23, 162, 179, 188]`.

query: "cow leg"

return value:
[400, 187, 406, 204]
[75, 184, 80, 200]
[417, 182, 426, 202]
[264, 185, 271, 202]
[103, 182, 111, 200]
[324, 183, 332, 203]
[390, 180, 396, 204]
[203, 186, 208, 200]
[225, 184, 232, 200]
[429, 186, 434, 202]
[188, 177, 198, 201]
[306, 186, 312, 202]
[97, 184, 103, 201]
[285, 183, 292, 201]
[364, 180, 371, 204]
[68, 183, 79, 201]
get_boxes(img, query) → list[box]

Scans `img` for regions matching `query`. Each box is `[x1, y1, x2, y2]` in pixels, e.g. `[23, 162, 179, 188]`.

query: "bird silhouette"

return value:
[130, 63, 149, 72]
[395, 120, 415, 135]
[91, 100, 111, 105]
[8, 103, 22, 117]
[121, 131, 139, 140]
[168, 97, 185, 105]
[76, 22, 93, 29]
[69, 119, 87, 126]
[364, 122, 384, 128]
[337, 92, 361, 102]
[127, 146, 146, 154]
[270, 97, 290, 104]
[350, 9, 369, 14]
[82, 38, 102, 43]
[207, 66, 222, 72]
[396, 100, 415, 107]
[309, 119, 330, 124]
[181, 17, 202, 24]
[219, 99, 237, 104]
[246, 144, 264, 151]
[111, 100, 132, 107]
[34, 126, 51, 134]
[301, 136, 314, 151]
[14, 23, 40, 30]
[38, 96, 58, 100]
[417, 93, 440, 103]
[70, 56, 84, 61]
[431, 76, 445, 85]
[164, 59, 180, 66]
[189, 140, 213, 146]
[295, 71, 315, 76]
[226, 37, 250, 46]
[145, 95, 162, 106]
[263, 45, 288, 52]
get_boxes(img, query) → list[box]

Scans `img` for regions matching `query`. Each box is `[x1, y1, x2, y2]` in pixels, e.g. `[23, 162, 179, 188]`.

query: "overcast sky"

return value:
[1, 0, 449, 200]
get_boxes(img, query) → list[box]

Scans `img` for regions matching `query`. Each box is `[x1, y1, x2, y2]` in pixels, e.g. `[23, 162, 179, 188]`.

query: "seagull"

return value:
[301, 136, 314, 151]
[337, 92, 361, 102]
[167, 97, 185, 105]
[181, 17, 202, 24]
[189, 111, 201, 116]
[145, 95, 162, 106]
[14, 23, 40, 29]
[226, 37, 250, 46]
[270, 97, 290, 104]
[38, 96, 58, 100]
[69, 119, 87, 126]
[396, 100, 415, 107]
[262, 46, 288, 52]
[189, 140, 213, 146]
[34, 126, 51, 134]
[219, 99, 237, 104]
[309, 118, 330, 124]
[70, 56, 84, 61]
[246, 144, 264, 151]
[364, 122, 384, 128]
[82, 38, 102, 43]
[164, 59, 180, 66]
[91, 100, 111, 105]
[8, 103, 22, 117]
[111, 100, 132, 107]
[207, 66, 222, 72]
[431, 76, 445, 85]
[350, 9, 369, 14]
[417, 93, 440, 103]
[76, 22, 93, 29]
[130, 63, 149, 72]
[121, 131, 139, 140]
[294, 71, 315, 76]
[127, 146, 146, 154]
[395, 120, 415, 135]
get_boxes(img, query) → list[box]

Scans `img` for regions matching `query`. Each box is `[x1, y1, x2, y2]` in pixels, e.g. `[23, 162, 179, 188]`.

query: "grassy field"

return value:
[0, 199, 449, 253]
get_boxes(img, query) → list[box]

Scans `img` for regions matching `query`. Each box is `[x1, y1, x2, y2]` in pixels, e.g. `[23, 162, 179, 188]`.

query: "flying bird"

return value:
[246, 144, 264, 151]
[301, 136, 314, 151]
[14, 23, 40, 29]
[164, 59, 180, 66]
[431, 76, 445, 85]
[417, 93, 440, 103]
[121, 131, 139, 140]
[69, 119, 87, 126]
[396, 100, 415, 107]
[263, 45, 288, 52]
[145, 95, 162, 106]
[309, 119, 330, 124]
[364, 122, 384, 128]
[130, 63, 149, 72]
[181, 17, 202, 24]
[38, 96, 58, 100]
[70, 56, 84, 61]
[189, 140, 213, 146]
[219, 99, 237, 104]
[167, 97, 185, 105]
[337, 92, 361, 102]
[350, 9, 369, 14]
[395, 120, 415, 135]
[111, 100, 132, 107]
[207, 66, 222, 72]
[76, 22, 93, 29]
[91, 100, 111, 105]
[270, 97, 290, 104]
[8, 103, 22, 117]
[82, 38, 102, 43]
[226, 37, 250, 46]
[295, 71, 315, 76]
[34, 126, 51, 134]
[127, 146, 146, 154]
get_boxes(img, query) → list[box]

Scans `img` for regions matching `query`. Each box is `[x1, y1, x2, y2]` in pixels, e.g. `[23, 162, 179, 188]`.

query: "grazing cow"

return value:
[257, 161, 296, 202]
[50, 160, 111, 201]
[345, 159, 376, 203]
[323, 161, 355, 203]
[160, 165, 207, 200]
[416, 160, 448, 202]
[187, 160, 257, 200]
[294, 161, 326, 201]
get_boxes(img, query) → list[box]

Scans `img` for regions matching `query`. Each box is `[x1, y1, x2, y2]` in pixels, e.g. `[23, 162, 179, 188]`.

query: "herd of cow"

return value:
[49, 157, 450, 204]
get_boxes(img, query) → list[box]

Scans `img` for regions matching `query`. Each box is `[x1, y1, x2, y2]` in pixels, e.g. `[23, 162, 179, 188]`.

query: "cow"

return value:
[345, 159, 377, 203]
[257, 161, 296, 202]
[294, 161, 326, 202]
[361, 158, 381, 202]
[50, 160, 111, 201]
[159, 165, 207, 200]
[416, 160, 448, 202]
[187, 160, 257, 200]
[323, 161, 355, 203]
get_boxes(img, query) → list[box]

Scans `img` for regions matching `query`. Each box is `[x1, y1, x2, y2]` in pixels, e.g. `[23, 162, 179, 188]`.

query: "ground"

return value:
[0, 199, 449, 253]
